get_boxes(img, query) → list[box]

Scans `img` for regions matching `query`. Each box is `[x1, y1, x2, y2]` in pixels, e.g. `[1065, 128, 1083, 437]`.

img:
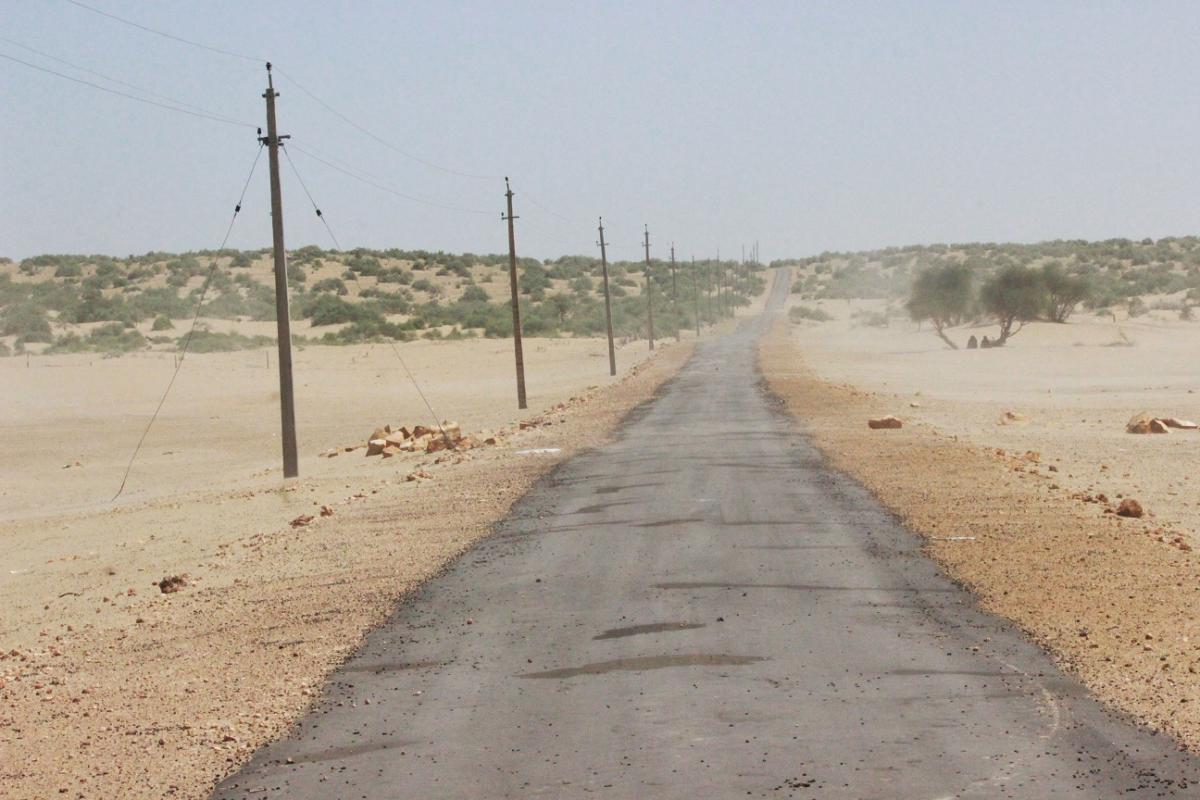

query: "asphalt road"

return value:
[214, 272, 1200, 798]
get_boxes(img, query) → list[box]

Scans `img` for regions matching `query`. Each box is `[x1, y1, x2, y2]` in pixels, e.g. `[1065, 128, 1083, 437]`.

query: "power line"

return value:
[281, 148, 453, 444]
[0, 50, 256, 128]
[281, 145, 341, 250]
[274, 68, 501, 182]
[113, 143, 265, 501]
[286, 140, 493, 216]
[64, 0, 262, 63]
[0, 36, 251, 126]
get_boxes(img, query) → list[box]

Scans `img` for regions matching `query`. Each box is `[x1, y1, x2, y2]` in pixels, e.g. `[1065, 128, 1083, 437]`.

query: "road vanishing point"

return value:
[214, 272, 1200, 798]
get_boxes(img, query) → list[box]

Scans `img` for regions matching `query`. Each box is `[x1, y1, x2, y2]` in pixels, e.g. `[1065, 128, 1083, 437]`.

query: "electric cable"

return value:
[0, 36, 251, 125]
[112, 143, 264, 501]
[286, 140, 492, 216]
[0, 51, 256, 128]
[64, 0, 263, 63]
[274, 68, 501, 181]
[281, 145, 453, 446]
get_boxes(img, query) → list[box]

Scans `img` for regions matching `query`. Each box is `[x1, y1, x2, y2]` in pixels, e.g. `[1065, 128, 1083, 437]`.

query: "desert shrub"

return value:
[377, 267, 412, 285]
[980, 266, 1045, 344]
[460, 284, 489, 303]
[411, 278, 437, 294]
[318, 317, 415, 344]
[906, 264, 972, 349]
[51, 322, 146, 353]
[183, 330, 275, 353]
[311, 277, 348, 295]
[789, 305, 834, 323]
[1, 303, 53, 342]
[520, 263, 551, 296]
[1041, 262, 1090, 323]
[305, 294, 380, 326]
[345, 255, 382, 277]
[152, 315, 174, 331]
[69, 287, 133, 325]
[130, 287, 192, 320]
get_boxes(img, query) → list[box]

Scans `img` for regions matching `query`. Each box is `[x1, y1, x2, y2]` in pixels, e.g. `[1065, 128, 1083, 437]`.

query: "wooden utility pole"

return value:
[669, 244, 680, 341]
[643, 225, 655, 351]
[691, 255, 700, 337]
[261, 63, 298, 479]
[705, 258, 713, 322]
[597, 217, 616, 377]
[503, 178, 527, 409]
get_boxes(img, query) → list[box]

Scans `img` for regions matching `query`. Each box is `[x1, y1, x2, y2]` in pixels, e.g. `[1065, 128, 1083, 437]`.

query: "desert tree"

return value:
[906, 263, 972, 349]
[1041, 261, 1090, 323]
[980, 265, 1045, 345]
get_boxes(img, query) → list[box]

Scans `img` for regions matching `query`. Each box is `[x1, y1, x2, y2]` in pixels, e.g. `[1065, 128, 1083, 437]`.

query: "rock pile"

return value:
[1125, 412, 1198, 434]
[868, 416, 903, 430]
[363, 421, 488, 458]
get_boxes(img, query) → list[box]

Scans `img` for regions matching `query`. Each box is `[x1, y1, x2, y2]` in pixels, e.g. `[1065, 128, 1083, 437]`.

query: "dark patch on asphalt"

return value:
[633, 517, 707, 528]
[279, 738, 419, 766]
[518, 654, 766, 679]
[340, 660, 442, 674]
[888, 668, 1012, 678]
[654, 581, 954, 593]
[592, 622, 706, 640]
[574, 500, 635, 514]
[594, 484, 645, 494]
[733, 544, 849, 550]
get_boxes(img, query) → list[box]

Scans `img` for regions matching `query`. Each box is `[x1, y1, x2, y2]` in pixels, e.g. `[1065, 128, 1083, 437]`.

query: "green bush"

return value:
[305, 294, 380, 326]
[152, 315, 174, 331]
[183, 330, 274, 352]
[789, 305, 834, 322]
[1, 303, 53, 342]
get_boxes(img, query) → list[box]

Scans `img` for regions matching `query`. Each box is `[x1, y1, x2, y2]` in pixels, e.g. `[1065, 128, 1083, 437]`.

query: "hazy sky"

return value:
[4, 1, 1200, 262]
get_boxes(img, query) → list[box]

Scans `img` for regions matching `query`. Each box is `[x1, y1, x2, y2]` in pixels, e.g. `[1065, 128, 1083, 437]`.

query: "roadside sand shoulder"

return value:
[0, 338, 694, 799]
[760, 318, 1200, 751]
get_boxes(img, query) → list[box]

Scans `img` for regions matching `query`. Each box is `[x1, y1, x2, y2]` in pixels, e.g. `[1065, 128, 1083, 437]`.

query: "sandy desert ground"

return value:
[0, 328, 702, 798]
[784, 292, 1200, 543]
[764, 290, 1200, 751]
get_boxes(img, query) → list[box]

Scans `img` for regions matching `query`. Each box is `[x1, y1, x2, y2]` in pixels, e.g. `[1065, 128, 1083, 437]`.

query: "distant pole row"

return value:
[258, 64, 754, 478]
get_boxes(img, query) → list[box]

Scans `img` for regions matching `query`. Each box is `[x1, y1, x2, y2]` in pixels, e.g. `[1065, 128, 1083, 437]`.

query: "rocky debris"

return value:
[289, 514, 314, 528]
[1117, 498, 1145, 518]
[366, 438, 388, 456]
[62, 460, 82, 469]
[867, 416, 903, 430]
[318, 449, 339, 458]
[1126, 412, 1194, 434]
[998, 410, 1026, 425]
[157, 575, 188, 594]
[405, 470, 432, 482]
[370, 426, 391, 441]
[319, 505, 334, 517]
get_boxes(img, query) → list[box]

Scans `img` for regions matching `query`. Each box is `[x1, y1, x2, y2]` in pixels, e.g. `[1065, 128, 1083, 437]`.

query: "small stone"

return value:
[1116, 499, 1144, 518]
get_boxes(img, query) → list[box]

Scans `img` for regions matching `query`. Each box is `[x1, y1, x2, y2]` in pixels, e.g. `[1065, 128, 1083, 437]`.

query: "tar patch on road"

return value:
[517, 654, 766, 679]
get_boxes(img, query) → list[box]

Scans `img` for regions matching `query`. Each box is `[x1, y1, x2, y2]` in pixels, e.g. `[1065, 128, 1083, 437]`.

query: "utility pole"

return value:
[503, 178, 527, 409]
[643, 225, 655, 351]
[670, 243, 679, 341]
[261, 62, 298, 479]
[705, 258, 713, 323]
[597, 217, 616, 377]
[691, 255, 700, 337]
